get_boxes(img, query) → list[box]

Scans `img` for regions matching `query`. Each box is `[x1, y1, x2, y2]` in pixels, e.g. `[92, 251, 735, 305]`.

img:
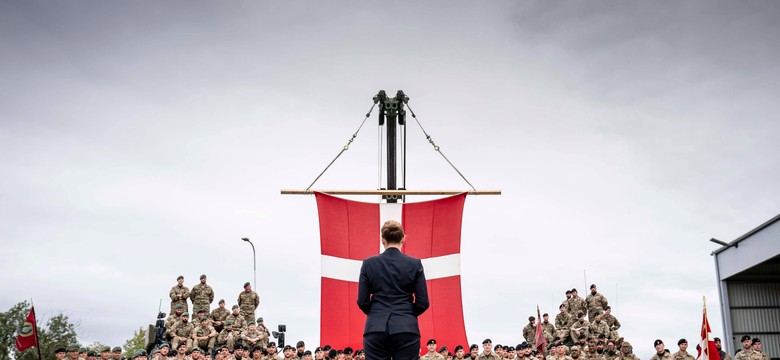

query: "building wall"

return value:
[727, 282, 780, 358]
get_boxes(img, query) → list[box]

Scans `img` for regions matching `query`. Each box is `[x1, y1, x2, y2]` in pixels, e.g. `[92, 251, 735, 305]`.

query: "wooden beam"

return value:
[280, 189, 501, 195]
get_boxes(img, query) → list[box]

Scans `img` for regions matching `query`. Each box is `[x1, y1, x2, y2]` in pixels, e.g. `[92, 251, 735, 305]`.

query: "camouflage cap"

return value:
[200, 274, 207, 279]
[112, 347, 122, 353]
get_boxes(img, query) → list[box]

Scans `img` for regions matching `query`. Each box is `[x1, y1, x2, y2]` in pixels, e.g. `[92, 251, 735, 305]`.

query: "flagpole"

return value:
[536, 305, 545, 357]
[31, 299, 42, 360]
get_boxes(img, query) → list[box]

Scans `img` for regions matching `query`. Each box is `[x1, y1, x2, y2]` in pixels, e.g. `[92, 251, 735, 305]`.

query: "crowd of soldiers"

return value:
[47, 279, 772, 360]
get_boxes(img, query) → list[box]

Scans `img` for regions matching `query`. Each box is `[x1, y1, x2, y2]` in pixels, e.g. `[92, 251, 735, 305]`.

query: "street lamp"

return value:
[241, 237, 256, 291]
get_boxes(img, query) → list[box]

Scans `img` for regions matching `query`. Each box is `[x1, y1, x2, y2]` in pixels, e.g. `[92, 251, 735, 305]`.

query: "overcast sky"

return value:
[2, 1, 779, 358]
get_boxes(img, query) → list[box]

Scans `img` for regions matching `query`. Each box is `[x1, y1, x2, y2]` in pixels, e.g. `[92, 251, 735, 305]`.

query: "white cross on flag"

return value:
[315, 192, 469, 352]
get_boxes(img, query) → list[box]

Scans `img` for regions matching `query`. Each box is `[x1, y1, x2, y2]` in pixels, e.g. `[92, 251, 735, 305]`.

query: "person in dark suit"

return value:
[357, 220, 430, 360]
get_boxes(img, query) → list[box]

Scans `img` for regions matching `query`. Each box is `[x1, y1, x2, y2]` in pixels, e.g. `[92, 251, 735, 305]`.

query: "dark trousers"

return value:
[363, 331, 420, 360]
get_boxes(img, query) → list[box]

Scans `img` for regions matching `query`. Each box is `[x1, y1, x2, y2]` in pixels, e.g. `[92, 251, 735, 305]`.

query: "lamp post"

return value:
[241, 237, 256, 291]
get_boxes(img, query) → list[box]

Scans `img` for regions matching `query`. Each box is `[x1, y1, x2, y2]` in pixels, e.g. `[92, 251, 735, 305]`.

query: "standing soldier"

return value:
[751, 339, 769, 360]
[522, 317, 536, 347]
[169, 276, 191, 315]
[735, 336, 755, 360]
[585, 285, 608, 321]
[567, 289, 586, 319]
[617, 342, 639, 360]
[191, 274, 214, 316]
[227, 305, 248, 331]
[238, 282, 260, 324]
[650, 340, 673, 360]
[672, 339, 694, 360]
[210, 299, 230, 333]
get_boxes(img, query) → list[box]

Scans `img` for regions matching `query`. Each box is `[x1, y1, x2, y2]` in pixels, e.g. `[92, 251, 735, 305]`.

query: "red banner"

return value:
[316, 193, 468, 353]
[16, 307, 38, 352]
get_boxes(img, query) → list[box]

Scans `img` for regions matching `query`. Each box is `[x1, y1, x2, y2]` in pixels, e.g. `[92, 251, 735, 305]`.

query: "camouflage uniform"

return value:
[650, 352, 673, 360]
[581, 350, 604, 360]
[216, 325, 242, 351]
[584, 293, 608, 321]
[542, 320, 555, 338]
[227, 311, 249, 331]
[734, 350, 761, 360]
[601, 313, 620, 339]
[238, 290, 260, 324]
[241, 328, 266, 348]
[168, 319, 194, 351]
[616, 342, 639, 360]
[603, 351, 619, 360]
[210, 306, 230, 334]
[587, 320, 610, 341]
[165, 309, 186, 336]
[421, 353, 445, 360]
[191, 323, 217, 352]
[476, 352, 502, 360]
[569, 319, 590, 343]
[567, 297, 586, 318]
[255, 320, 271, 347]
[523, 323, 536, 346]
[170, 284, 191, 315]
[191, 283, 214, 317]
[672, 351, 694, 360]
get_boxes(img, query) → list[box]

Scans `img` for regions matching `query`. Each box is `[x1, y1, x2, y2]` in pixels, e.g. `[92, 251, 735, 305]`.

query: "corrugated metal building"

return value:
[712, 214, 780, 359]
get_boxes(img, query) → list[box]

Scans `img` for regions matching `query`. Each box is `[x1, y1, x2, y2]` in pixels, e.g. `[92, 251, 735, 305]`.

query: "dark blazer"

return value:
[357, 247, 430, 335]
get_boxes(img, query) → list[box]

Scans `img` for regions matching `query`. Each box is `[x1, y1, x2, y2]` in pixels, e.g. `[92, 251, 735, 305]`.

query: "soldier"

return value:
[132, 350, 148, 360]
[603, 341, 618, 360]
[111, 347, 122, 360]
[469, 345, 479, 360]
[587, 312, 610, 341]
[561, 290, 572, 310]
[550, 342, 573, 360]
[751, 339, 769, 360]
[355, 350, 365, 360]
[166, 305, 186, 336]
[192, 317, 217, 353]
[168, 312, 194, 351]
[478, 339, 501, 360]
[170, 276, 191, 315]
[582, 340, 603, 360]
[713, 338, 732, 360]
[735, 336, 755, 360]
[192, 309, 210, 329]
[268, 342, 284, 360]
[216, 320, 241, 351]
[650, 340, 673, 360]
[617, 342, 638, 360]
[282, 346, 297, 360]
[191, 274, 215, 316]
[190, 348, 204, 360]
[567, 289, 586, 319]
[555, 305, 572, 343]
[256, 317, 271, 347]
[211, 299, 231, 333]
[67, 345, 80, 360]
[585, 285, 608, 321]
[671, 339, 694, 360]
[601, 307, 620, 340]
[55, 347, 68, 360]
[570, 346, 582, 360]
[541, 314, 555, 337]
[297, 341, 307, 359]
[242, 323, 266, 348]
[238, 282, 260, 324]
[227, 305, 248, 331]
[523, 317, 537, 347]
[99, 346, 111, 360]
[569, 313, 589, 343]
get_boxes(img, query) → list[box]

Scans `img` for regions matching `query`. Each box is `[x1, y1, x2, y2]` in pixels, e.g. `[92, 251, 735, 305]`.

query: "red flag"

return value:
[534, 315, 546, 353]
[15, 307, 38, 352]
[696, 306, 719, 360]
[316, 192, 468, 353]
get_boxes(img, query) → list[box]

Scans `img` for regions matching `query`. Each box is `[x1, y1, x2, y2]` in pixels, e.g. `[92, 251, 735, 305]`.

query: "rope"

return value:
[304, 102, 377, 194]
[406, 103, 478, 193]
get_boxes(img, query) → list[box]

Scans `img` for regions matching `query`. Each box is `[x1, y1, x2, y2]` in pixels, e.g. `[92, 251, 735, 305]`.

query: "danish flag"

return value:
[697, 306, 720, 360]
[315, 192, 468, 353]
